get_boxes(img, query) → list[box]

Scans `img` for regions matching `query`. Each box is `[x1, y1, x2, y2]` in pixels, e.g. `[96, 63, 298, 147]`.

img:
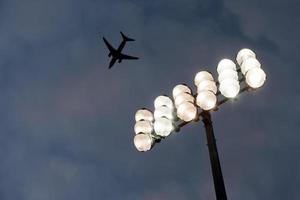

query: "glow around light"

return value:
[176, 102, 197, 122]
[154, 95, 174, 109]
[217, 59, 236, 74]
[196, 91, 217, 110]
[219, 79, 240, 98]
[172, 84, 191, 98]
[174, 92, 194, 107]
[134, 120, 153, 135]
[245, 68, 266, 88]
[197, 80, 217, 94]
[236, 48, 256, 65]
[135, 109, 154, 122]
[154, 106, 174, 120]
[194, 71, 214, 86]
[134, 133, 153, 152]
[241, 57, 261, 75]
[218, 69, 238, 83]
[154, 117, 173, 137]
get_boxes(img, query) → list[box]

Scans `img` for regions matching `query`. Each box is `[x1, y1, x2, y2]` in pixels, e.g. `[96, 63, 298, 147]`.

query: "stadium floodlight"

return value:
[176, 101, 198, 122]
[134, 133, 154, 152]
[154, 95, 174, 109]
[172, 84, 192, 97]
[153, 95, 175, 137]
[173, 84, 197, 122]
[245, 67, 266, 89]
[135, 108, 154, 122]
[153, 117, 174, 137]
[133, 109, 154, 152]
[217, 59, 240, 98]
[195, 71, 217, 110]
[237, 51, 267, 89]
[132, 48, 267, 200]
[236, 48, 256, 66]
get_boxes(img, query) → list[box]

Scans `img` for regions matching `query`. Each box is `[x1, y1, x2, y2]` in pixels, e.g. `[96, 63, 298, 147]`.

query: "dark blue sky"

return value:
[0, 0, 299, 199]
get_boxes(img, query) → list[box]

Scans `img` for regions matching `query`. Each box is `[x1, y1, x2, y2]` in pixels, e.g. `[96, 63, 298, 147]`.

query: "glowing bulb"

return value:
[172, 84, 191, 98]
[236, 48, 256, 65]
[154, 96, 174, 110]
[196, 91, 217, 110]
[194, 71, 214, 86]
[134, 133, 153, 152]
[134, 120, 153, 135]
[135, 109, 153, 122]
[174, 92, 194, 107]
[245, 68, 266, 88]
[154, 117, 173, 137]
[218, 69, 238, 83]
[217, 59, 236, 74]
[219, 79, 240, 98]
[197, 80, 217, 94]
[154, 106, 174, 120]
[241, 57, 261, 75]
[176, 102, 197, 122]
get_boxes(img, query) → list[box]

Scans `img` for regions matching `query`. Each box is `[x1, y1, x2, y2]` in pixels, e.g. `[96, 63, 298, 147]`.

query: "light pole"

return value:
[133, 48, 267, 199]
[201, 111, 227, 199]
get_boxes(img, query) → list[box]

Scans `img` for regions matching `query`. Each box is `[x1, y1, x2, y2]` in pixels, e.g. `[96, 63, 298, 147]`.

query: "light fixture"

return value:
[176, 101, 198, 122]
[135, 108, 154, 122]
[132, 48, 267, 200]
[153, 96, 175, 137]
[174, 92, 194, 107]
[217, 59, 240, 98]
[154, 95, 174, 109]
[173, 84, 197, 122]
[236, 49, 267, 89]
[153, 117, 174, 137]
[219, 79, 240, 98]
[236, 48, 256, 65]
[245, 67, 266, 89]
[195, 71, 217, 110]
[241, 57, 261, 75]
[154, 105, 175, 120]
[194, 71, 214, 86]
[196, 90, 217, 111]
[173, 84, 192, 98]
[134, 133, 154, 152]
[217, 59, 237, 73]
[218, 69, 238, 83]
[133, 108, 154, 151]
[134, 120, 153, 135]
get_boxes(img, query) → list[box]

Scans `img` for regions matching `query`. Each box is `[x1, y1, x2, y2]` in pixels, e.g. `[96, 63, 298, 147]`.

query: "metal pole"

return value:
[201, 111, 227, 200]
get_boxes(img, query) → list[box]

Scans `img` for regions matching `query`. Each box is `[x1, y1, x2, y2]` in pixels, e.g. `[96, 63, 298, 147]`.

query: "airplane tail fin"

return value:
[120, 31, 135, 42]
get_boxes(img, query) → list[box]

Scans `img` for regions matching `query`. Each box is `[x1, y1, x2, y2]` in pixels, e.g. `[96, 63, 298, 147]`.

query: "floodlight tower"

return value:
[133, 49, 266, 200]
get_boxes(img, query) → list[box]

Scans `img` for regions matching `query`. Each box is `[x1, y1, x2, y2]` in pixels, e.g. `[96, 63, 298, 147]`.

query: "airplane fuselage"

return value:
[116, 41, 126, 53]
[108, 41, 127, 68]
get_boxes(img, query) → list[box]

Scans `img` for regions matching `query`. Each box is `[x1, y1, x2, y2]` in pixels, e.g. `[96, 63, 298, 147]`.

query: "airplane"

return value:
[103, 32, 139, 69]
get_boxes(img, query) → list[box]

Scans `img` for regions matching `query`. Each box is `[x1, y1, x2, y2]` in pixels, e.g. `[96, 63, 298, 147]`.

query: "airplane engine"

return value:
[118, 59, 122, 63]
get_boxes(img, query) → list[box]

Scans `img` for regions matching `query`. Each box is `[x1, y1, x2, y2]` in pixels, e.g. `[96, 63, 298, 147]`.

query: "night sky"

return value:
[0, 0, 300, 199]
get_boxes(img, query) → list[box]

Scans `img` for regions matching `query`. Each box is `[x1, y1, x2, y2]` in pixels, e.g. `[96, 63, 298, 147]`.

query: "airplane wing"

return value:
[103, 37, 116, 53]
[119, 53, 139, 60]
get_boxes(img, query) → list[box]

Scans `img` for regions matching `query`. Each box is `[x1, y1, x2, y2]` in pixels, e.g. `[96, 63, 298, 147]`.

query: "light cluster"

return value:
[133, 48, 267, 152]
[217, 59, 240, 98]
[194, 71, 217, 110]
[173, 84, 197, 122]
[236, 49, 266, 89]
[153, 96, 175, 137]
[134, 109, 154, 152]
